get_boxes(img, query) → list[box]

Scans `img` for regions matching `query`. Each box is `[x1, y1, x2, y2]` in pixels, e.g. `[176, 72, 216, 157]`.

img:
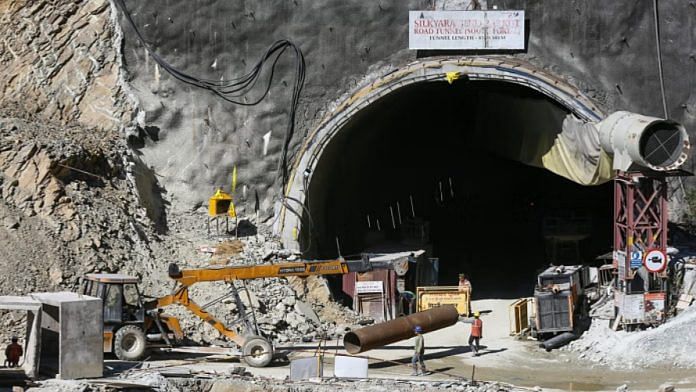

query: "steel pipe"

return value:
[343, 305, 459, 354]
[540, 332, 577, 351]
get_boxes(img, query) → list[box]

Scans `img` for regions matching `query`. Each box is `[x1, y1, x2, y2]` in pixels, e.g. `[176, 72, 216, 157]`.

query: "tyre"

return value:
[242, 335, 273, 367]
[114, 325, 147, 361]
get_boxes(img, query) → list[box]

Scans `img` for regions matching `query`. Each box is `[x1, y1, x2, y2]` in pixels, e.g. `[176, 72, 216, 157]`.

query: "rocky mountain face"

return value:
[0, 0, 135, 131]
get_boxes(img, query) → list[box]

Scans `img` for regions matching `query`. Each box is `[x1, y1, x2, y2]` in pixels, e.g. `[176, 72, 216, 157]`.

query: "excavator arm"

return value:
[144, 256, 373, 361]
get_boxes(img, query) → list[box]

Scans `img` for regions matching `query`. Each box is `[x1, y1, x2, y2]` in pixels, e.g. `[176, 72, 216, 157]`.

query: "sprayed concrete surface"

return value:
[117, 0, 696, 218]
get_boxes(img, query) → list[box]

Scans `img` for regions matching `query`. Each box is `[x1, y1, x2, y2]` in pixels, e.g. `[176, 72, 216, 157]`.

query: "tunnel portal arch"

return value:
[276, 56, 605, 251]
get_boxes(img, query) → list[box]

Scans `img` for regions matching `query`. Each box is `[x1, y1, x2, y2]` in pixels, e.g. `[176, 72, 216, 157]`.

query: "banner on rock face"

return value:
[409, 10, 525, 50]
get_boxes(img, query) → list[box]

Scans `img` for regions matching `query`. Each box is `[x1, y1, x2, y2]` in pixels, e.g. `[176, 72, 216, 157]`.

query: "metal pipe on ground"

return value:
[540, 332, 577, 351]
[343, 305, 459, 354]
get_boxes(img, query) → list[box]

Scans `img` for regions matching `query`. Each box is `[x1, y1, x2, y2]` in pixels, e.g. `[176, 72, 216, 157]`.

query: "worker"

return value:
[460, 311, 483, 356]
[5, 336, 23, 368]
[411, 325, 428, 376]
[458, 273, 472, 292]
[458, 273, 472, 315]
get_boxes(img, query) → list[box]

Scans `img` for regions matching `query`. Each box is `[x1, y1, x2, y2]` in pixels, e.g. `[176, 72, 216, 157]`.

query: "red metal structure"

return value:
[613, 171, 668, 277]
[612, 171, 670, 326]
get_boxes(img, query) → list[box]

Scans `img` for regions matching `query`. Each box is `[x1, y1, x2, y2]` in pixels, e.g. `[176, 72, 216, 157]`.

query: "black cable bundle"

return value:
[113, 0, 306, 189]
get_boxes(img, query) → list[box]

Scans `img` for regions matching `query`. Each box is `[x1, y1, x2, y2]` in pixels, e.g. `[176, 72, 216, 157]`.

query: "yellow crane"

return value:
[83, 256, 373, 367]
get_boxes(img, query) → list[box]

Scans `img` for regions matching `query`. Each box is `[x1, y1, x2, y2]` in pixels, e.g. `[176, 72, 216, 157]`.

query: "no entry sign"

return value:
[643, 249, 667, 273]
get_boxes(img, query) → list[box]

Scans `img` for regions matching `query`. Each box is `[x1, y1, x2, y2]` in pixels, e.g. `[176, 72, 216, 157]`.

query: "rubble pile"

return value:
[0, 112, 362, 347]
[0, 115, 193, 342]
[565, 304, 696, 369]
[0, 116, 160, 293]
[171, 234, 366, 345]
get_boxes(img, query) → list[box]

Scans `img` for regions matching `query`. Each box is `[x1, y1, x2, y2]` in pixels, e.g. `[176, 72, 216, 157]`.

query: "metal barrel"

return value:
[343, 305, 459, 354]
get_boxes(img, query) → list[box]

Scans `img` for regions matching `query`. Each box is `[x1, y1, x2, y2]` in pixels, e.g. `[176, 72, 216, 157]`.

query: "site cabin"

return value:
[532, 265, 591, 340]
[82, 274, 183, 361]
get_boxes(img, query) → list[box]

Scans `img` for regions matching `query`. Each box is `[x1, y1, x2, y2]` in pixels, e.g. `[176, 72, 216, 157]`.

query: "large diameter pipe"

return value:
[343, 305, 459, 354]
[597, 111, 690, 171]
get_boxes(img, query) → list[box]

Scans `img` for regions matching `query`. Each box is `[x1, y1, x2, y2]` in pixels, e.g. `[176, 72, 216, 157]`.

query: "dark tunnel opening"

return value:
[302, 80, 613, 300]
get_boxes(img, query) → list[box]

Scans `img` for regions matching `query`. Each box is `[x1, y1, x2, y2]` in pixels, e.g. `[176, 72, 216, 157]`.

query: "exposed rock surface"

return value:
[0, 115, 153, 292]
[0, 0, 135, 131]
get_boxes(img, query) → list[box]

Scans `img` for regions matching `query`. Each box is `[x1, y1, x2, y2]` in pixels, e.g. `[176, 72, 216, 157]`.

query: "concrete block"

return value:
[334, 355, 368, 378]
[289, 356, 323, 380]
[31, 292, 102, 379]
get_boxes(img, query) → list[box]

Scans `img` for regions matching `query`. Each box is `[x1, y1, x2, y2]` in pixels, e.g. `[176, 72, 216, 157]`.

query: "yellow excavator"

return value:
[82, 256, 375, 367]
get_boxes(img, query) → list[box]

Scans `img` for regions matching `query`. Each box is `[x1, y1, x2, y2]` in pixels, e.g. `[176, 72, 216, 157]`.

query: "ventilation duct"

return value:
[542, 111, 690, 186]
[598, 111, 690, 172]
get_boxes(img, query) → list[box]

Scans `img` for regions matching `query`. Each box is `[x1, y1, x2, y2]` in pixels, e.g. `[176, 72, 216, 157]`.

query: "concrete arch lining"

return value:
[276, 56, 604, 249]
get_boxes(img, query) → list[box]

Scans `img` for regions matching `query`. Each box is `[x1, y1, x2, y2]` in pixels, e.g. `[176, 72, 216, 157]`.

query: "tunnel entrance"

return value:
[299, 79, 612, 299]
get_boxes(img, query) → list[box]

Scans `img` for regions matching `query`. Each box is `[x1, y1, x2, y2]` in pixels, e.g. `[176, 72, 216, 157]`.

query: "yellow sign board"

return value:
[417, 286, 470, 315]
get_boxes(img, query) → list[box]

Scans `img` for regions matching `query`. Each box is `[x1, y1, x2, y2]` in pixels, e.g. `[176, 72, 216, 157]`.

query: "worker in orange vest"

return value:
[5, 336, 23, 367]
[460, 311, 483, 356]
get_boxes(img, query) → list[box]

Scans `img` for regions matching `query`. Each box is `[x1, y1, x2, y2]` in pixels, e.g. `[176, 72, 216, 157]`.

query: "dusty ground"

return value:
[51, 299, 691, 392]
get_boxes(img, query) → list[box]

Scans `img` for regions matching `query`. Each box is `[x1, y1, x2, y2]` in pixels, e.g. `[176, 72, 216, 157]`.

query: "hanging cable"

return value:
[652, 0, 669, 119]
[113, 0, 305, 188]
[652, 0, 687, 196]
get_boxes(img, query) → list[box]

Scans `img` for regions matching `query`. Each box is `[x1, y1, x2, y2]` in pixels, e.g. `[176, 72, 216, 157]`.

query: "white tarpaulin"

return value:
[542, 115, 614, 185]
[409, 10, 525, 50]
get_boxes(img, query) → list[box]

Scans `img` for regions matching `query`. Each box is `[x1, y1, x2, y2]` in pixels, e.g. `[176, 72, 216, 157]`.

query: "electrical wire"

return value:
[113, 0, 305, 189]
[652, 0, 687, 197]
[652, 0, 669, 119]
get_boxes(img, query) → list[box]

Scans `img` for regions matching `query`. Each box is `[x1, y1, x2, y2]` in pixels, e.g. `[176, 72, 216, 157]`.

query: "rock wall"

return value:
[0, 117, 156, 293]
[0, 0, 134, 131]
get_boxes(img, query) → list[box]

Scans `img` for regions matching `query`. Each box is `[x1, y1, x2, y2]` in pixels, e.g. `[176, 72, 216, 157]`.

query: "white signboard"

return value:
[355, 281, 384, 294]
[409, 10, 525, 50]
[620, 293, 645, 322]
[614, 250, 628, 279]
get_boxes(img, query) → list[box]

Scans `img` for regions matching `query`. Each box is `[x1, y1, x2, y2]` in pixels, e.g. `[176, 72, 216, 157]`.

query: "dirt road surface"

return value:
[107, 299, 696, 391]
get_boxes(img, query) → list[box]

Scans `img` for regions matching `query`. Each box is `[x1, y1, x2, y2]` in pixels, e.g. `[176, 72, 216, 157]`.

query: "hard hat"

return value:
[473, 311, 480, 317]
[414, 325, 423, 333]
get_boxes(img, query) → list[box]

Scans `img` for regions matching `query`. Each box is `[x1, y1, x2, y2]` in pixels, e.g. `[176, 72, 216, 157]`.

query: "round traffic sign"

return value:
[643, 249, 667, 273]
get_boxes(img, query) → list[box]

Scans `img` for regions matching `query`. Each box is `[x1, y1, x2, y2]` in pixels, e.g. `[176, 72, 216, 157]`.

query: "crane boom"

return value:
[166, 257, 371, 286]
[146, 256, 374, 358]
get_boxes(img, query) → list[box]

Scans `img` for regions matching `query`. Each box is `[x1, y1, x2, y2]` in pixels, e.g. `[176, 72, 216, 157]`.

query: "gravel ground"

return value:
[565, 304, 696, 369]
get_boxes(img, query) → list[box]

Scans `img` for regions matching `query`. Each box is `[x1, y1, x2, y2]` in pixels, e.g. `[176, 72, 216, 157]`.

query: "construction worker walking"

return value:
[411, 325, 428, 376]
[460, 311, 483, 356]
[5, 336, 23, 367]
